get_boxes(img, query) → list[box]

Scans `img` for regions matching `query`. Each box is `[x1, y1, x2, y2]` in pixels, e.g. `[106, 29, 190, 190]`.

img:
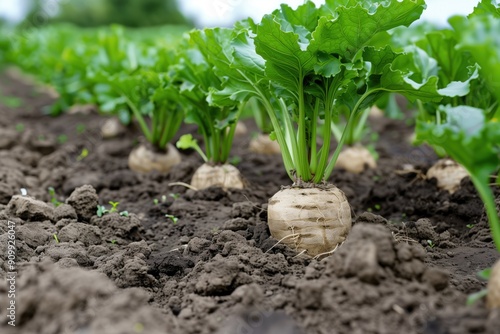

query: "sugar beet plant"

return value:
[412, 1, 500, 308]
[389, 10, 496, 194]
[172, 46, 245, 190]
[97, 70, 184, 173]
[190, 0, 467, 257]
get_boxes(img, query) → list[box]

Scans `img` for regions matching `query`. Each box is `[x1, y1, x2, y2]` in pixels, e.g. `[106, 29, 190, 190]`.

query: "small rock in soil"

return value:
[66, 185, 99, 222]
[7, 195, 55, 222]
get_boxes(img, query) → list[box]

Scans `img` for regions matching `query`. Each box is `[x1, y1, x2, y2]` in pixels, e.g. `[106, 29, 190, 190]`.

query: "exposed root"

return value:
[391, 223, 419, 244]
[242, 194, 267, 212]
[392, 232, 419, 244]
[313, 242, 342, 260]
[168, 245, 188, 252]
[265, 233, 300, 254]
[168, 182, 199, 191]
[293, 249, 307, 259]
[394, 167, 427, 185]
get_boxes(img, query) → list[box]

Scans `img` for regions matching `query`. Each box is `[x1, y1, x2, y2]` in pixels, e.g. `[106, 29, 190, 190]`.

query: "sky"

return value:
[0, 0, 481, 27]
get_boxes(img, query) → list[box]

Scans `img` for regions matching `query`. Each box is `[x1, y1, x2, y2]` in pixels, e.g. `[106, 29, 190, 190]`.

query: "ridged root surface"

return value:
[268, 185, 352, 257]
[426, 159, 468, 194]
[335, 145, 376, 174]
[191, 163, 244, 190]
[128, 143, 181, 174]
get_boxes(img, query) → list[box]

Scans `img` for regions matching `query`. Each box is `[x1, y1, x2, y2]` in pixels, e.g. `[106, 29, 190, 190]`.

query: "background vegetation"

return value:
[23, 0, 191, 28]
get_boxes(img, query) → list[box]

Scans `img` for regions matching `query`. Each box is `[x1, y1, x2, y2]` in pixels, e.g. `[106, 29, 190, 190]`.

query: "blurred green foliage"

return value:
[24, 0, 191, 28]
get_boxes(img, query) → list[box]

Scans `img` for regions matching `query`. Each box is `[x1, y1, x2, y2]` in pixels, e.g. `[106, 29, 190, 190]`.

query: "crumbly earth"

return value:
[1, 72, 499, 334]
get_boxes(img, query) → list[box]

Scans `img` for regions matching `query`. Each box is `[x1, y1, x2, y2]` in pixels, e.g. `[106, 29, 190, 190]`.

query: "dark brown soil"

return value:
[1, 71, 499, 334]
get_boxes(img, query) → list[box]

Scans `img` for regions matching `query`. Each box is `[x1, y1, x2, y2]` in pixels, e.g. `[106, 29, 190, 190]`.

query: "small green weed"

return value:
[48, 187, 62, 207]
[76, 123, 86, 134]
[165, 214, 178, 224]
[0, 95, 22, 108]
[57, 134, 68, 144]
[77, 148, 89, 161]
[97, 202, 129, 217]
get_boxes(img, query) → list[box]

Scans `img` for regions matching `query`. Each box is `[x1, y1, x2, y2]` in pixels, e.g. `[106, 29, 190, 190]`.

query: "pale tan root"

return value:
[267, 186, 352, 257]
[487, 259, 500, 309]
[169, 245, 188, 253]
[190, 163, 244, 190]
[68, 104, 97, 115]
[265, 233, 300, 254]
[335, 145, 377, 174]
[168, 182, 198, 191]
[427, 159, 468, 194]
[313, 242, 342, 260]
[233, 122, 248, 136]
[101, 118, 126, 139]
[128, 143, 181, 174]
[407, 132, 417, 145]
[369, 105, 384, 118]
[249, 134, 281, 155]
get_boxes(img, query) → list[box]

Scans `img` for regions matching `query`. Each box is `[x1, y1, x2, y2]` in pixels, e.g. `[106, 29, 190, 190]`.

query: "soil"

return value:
[1, 71, 499, 334]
